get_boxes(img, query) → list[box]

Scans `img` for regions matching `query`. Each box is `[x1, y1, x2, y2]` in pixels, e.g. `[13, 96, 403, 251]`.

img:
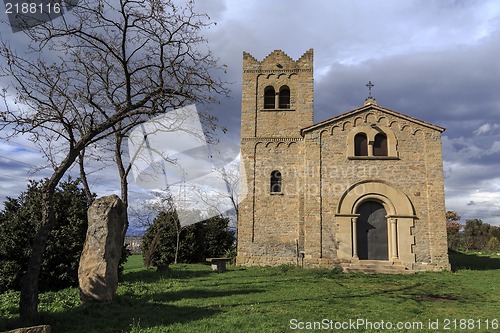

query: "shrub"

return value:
[202, 215, 234, 259]
[142, 211, 178, 270]
[142, 211, 234, 270]
[0, 178, 90, 292]
[486, 237, 500, 253]
[447, 221, 463, 250]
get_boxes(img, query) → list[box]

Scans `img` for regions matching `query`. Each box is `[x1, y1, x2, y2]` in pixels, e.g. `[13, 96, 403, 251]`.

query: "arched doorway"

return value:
[336, 181, 416, 263]
[356, 201, 388, 260]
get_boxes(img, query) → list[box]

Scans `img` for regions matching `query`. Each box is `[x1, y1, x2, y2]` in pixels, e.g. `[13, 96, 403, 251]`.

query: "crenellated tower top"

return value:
[241, 49, 314, 138]
[243, 49, 313, 74]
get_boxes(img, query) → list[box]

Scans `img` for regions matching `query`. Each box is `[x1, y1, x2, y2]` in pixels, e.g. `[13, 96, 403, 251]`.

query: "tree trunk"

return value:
[175, 228, 180, 265]
[115, 131, 129, 238]
[78, 149, 94, 205]
[19, 152, 78, 321]
[19, 189, 54, 321]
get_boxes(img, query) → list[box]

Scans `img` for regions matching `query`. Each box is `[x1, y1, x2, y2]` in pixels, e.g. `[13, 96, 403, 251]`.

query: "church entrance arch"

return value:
[356, 201, 388, 260]
[335, 180, 416, 263]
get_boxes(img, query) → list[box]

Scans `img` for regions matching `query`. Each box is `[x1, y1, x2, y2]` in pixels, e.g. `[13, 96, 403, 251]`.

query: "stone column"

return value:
[390, 218, 398, 260]
[351, 217, 358, 259]
[368, 141, 374, 156]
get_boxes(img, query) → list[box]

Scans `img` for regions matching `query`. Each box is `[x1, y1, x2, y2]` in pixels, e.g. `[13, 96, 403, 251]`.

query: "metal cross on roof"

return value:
[366, 81, 374, 98]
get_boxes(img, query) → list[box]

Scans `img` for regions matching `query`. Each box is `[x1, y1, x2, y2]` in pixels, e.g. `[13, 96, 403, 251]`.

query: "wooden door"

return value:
[356, 201, 388, 260]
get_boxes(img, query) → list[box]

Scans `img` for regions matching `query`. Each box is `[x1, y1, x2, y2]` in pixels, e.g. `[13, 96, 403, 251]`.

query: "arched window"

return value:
[264, 86, 275, 109]
[373, 133, 388, 156]
[278, 85, 290, 109]
[354, 133, 368, 156]
[270, 170, 282, 193]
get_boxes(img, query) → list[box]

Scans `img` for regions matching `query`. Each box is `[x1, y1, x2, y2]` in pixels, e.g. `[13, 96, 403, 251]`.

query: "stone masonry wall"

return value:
[237, 49, 449, 271]
[302, 106, 449, 271]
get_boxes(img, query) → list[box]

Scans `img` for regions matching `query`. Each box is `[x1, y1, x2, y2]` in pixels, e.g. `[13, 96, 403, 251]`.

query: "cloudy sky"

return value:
[1, 0, 500, 227]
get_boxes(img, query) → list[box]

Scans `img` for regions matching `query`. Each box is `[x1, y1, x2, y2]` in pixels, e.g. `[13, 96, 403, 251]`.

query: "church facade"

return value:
[236, 49, 450, 272]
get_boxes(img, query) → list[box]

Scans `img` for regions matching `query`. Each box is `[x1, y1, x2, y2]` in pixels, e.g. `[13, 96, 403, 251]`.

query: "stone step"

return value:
[343, 267, 414, 274]
[341, 261, 414, 274]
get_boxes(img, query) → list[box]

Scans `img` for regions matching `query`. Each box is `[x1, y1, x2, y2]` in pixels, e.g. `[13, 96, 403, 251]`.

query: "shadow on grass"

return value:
[46, 292, 218, 333]
[2, 287, 264, 333]
[122, 265, 214, 283]
[149, 288, 265, 303]
[449, 250, 500, 271]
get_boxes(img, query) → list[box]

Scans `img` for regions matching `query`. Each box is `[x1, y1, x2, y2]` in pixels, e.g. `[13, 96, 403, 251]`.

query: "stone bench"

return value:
[206, 258, 232, 273]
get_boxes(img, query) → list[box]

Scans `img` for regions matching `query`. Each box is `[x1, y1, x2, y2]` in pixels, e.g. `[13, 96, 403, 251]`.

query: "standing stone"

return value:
[3, 325, 51, 333]
[78, 195, 126, 302]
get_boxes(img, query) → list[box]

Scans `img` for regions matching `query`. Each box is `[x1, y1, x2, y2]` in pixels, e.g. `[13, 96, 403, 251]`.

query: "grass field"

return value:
[1, 252, 499, 332]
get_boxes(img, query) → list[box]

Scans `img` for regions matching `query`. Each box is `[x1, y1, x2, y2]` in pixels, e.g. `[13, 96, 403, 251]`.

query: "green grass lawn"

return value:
[1, 252, 500, 332]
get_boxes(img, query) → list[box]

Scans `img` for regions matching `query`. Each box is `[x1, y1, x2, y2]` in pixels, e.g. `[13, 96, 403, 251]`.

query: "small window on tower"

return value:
[279, 86, 290, 109]
[354, 133, 368, 156]
[270, 170, 282, 193]
[264, 86, 275, 109]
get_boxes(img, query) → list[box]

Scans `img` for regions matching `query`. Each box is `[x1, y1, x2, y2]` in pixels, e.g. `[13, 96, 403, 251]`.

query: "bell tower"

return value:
[240, 49, 314, 139]
[238, 50, 313, 266]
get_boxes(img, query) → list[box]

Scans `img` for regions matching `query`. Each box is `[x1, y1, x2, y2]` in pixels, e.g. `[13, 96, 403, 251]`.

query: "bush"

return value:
[486, 237, 500, 253]
[447, 221, 463, 250]
[0, 178, 90, 292]
[202, 215, 234, 259]
[142, 211, 178, 270]
[463, 219, 491, 251]
[142, 211, 234, 270]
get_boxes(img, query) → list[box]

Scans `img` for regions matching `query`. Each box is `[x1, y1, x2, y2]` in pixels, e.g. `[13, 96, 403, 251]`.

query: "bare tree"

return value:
[77, 148, 95, 205]
[0, 0, 227, 320]
[139, 191, 192, 265]
[78, 102, 221, 241]
[188, 163, 241, 226]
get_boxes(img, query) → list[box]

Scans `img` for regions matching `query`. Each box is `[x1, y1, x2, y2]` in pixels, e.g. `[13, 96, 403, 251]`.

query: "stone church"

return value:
[236, 49, 450, 272]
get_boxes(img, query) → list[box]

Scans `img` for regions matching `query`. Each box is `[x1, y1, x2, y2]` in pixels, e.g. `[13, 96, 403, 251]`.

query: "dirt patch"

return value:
[415, 294, 458, 302]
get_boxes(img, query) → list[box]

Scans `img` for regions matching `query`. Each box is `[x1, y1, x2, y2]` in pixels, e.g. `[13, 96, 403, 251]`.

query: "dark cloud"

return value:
[315, 30, 500, 127]
[1, 0, 499, 225]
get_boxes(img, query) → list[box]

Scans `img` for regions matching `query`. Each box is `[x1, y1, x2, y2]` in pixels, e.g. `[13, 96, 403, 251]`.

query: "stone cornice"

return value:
[244, 69, 312, 74]
[241, 137, 303, 142]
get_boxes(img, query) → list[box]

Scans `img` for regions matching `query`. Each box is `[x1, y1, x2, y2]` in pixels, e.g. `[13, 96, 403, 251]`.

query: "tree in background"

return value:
[445, 211, 500, 253]
[0, 179, 90, 293]
[142, 211, 178, 274]
[446, 210, 462, 250]
[488, 226, 500, 253]
[463, 219, 491, 251]
[140, 194, 196, 266]
[142, 212, 234, 273]
[486, 236, 500, 252]
[202, 215, 234, 259]
[178, 222, 206, 264]
[490, 226, 500, 240]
